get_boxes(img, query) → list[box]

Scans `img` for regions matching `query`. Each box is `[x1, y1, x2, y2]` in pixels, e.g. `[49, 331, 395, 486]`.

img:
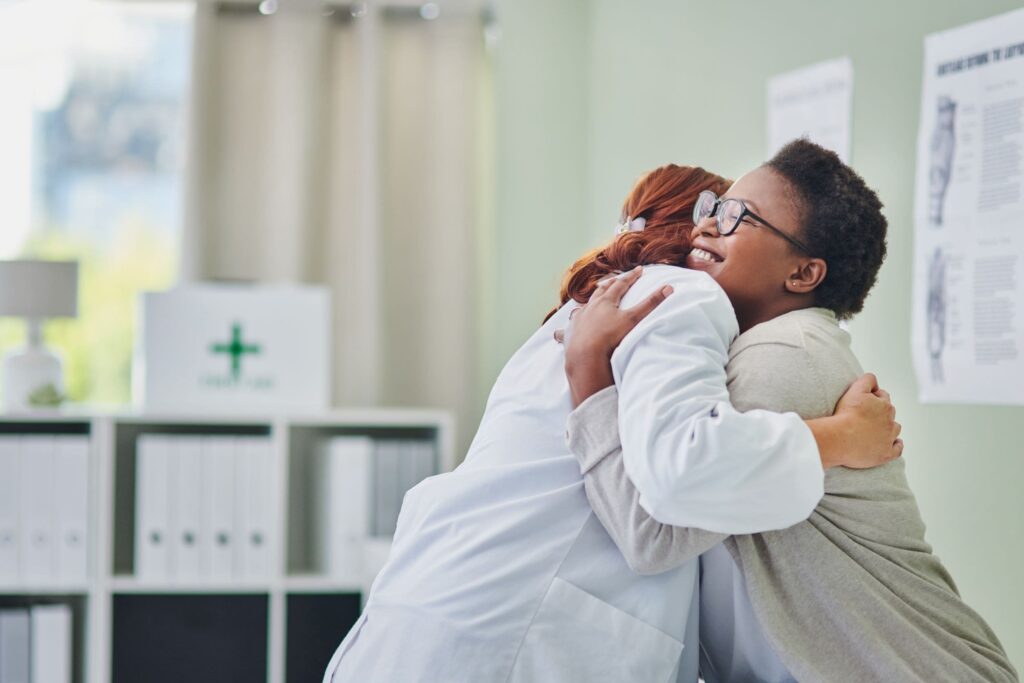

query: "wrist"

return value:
[565, 351, 615, 408]
[806, 415, 851, 470]
[565, 342, 613, 372]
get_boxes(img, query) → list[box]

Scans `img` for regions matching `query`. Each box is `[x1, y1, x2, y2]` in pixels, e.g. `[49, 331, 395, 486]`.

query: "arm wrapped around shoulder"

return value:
[609, 273, 824, 534]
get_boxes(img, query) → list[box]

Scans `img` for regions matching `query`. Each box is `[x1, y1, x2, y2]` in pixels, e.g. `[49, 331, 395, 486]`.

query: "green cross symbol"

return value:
[211, 323, 261, 380]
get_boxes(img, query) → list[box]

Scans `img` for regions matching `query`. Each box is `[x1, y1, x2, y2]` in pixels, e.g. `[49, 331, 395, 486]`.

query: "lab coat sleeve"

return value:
[609, 271, 824, 534]
[567, 385, 726, 575]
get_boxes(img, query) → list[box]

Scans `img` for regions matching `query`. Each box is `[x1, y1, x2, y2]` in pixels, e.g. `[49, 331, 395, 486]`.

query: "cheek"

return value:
[721, 239, 786, 292]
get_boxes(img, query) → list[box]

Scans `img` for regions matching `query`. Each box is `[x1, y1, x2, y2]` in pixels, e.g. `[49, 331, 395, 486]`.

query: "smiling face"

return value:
[684, 167, 823, 332]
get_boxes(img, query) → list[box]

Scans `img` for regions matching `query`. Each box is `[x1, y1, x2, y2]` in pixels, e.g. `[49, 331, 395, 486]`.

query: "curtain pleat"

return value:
[181, 3, 488, 457]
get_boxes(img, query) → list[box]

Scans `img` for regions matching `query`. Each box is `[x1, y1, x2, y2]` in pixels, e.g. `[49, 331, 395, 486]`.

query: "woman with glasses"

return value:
[322, 153, 902, 683]
[559, 139, 1017, 682]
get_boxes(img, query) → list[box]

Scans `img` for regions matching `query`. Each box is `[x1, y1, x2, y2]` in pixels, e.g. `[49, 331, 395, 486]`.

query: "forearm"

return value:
[567, 386, 726, 574]
[565, 348, 614, 408]
[805, 415, 853, 470]
[619, 402, 824, 533]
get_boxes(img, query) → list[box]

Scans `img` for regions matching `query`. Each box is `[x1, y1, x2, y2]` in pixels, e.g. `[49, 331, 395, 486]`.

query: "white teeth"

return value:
[691, 248, 718, 263]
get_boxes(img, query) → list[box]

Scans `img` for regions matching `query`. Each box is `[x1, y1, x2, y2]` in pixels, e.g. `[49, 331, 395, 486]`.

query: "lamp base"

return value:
[2, 345, 64, 413]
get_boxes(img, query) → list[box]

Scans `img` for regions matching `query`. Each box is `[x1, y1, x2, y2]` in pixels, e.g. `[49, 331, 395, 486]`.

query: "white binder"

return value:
[135, 435, 172, 580]
[54, 437, 89, 583]
[0, 609, 30, 683]
[234, 437, 272, 579]
[19, 435, 56, 580]
[0, 437, 20, 582]
[395, 440, 418, 514]
[171, 436, 202, 581]
[372, 439, 400, 538]
[313, 436, 372, 581]
[202, 437, 236, 580]
[30, 604, 72, 683]
[417, 440, 436, 487]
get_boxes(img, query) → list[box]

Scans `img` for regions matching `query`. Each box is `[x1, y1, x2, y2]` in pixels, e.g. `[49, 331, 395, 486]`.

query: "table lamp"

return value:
[0, 260, 79, 412]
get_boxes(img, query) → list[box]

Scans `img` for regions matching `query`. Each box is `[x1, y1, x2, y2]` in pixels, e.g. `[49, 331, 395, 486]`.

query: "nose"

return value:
[689, 216, 718, 242]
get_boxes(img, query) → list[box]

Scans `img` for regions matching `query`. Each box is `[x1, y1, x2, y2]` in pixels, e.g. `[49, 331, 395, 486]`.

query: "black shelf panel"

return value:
[112, 593, 268, 683]
[285, 592, 361, 683]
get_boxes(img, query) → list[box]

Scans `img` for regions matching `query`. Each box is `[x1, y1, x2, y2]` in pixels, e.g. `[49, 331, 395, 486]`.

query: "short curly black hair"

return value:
[764, 139, 887, 319]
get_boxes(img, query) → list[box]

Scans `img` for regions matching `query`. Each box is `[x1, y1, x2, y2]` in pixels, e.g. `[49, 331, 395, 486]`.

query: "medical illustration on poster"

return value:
[912, 9, 1024, 404]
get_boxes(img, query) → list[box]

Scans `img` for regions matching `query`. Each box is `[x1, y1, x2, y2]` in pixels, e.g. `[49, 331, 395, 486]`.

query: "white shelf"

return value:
[0, 583, 91, 595]
[0, 410, 454, 683]
[107, 578, 276, 594]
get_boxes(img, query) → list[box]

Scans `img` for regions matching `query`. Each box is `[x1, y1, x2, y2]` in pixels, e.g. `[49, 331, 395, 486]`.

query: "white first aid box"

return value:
[134, 284, 331, 414]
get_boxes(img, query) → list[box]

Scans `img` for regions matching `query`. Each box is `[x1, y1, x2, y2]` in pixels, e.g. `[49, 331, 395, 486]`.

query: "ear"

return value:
[784, 258, 827, 294]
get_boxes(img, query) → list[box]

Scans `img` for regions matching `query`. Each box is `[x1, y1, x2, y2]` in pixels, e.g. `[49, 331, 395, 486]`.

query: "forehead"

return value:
[724, 167, 801, 226]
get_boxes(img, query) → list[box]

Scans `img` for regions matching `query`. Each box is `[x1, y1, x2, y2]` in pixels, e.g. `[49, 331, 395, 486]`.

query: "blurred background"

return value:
[0, 0, 1021, 675]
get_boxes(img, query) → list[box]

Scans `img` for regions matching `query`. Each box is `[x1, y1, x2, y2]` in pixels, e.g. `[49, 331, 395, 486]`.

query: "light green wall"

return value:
[485, 0, 592, 392]
[493, 0, 1024, 668]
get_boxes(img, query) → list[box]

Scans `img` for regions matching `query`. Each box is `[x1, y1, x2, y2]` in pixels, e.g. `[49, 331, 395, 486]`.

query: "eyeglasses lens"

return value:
[693, 191, 716, 225]
[718, 199, 743, 235]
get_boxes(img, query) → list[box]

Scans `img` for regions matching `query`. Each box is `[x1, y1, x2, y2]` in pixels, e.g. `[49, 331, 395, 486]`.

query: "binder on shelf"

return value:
[20, 435, 56, 580]
[0, 608, 30, 683]
[171, 436, 202, 581]
[234, 437, 272, 579]
[396, 440, 418, 514]
[202, 437, 236, 580]
[371, 440, 401, 538]
[0, 437, 20, 581]
[30, 604, 72, 683]
[313, 436, 372, 580]
[54, 436, 89, 583]
[412, 439, 438, 490]
[135, 435, 172, 580]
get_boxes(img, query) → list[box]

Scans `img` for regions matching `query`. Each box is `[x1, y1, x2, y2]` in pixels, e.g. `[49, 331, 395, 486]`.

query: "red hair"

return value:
[543, 164, 731, 323]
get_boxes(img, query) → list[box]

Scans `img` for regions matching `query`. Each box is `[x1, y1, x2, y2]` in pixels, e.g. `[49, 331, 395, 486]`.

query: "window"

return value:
[0, 0, 193, 405]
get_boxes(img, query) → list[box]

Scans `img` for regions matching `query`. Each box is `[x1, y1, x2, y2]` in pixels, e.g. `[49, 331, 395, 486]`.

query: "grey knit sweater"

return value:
[566, 307, 1017, 682]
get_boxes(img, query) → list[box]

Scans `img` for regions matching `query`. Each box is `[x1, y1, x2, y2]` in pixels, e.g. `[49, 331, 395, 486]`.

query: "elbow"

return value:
[620, 535, 673, 575]
[625, 553, 678, 576]
[634, 482, 685, 527]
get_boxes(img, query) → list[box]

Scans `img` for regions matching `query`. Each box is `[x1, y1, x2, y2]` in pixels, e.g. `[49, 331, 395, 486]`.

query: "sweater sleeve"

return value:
[567, 384, 727, 574]
[609, 270, 824, 533]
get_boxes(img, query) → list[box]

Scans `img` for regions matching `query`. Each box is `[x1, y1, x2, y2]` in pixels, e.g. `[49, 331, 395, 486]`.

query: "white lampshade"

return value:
[0, 260, 78, 319]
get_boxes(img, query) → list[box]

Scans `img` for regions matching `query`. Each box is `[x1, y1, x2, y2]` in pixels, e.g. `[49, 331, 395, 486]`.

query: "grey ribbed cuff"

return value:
[565, 384, 621, 474]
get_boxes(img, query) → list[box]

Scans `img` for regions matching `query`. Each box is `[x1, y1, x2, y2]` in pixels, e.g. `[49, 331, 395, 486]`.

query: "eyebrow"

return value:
[737, 197, 761, 214]
[725, 195, 763, 214]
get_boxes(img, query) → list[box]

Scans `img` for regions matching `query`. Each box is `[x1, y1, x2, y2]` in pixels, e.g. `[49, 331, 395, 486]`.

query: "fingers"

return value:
[889, 438, 905, 461]
[893, 420, 902, 440]
[850, 372, 879, 394]
[873, 388, 891, 403]
[553, 328, 564, 344]
[626, 285, 673, 322]
[595, 265, 643, 305]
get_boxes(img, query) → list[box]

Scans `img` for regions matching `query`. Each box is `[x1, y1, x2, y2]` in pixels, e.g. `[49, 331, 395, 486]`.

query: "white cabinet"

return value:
[0, 409, 453, 683]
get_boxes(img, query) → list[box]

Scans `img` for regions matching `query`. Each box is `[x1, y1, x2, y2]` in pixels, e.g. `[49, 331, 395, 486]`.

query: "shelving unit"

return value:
[0, 408, 454, 683]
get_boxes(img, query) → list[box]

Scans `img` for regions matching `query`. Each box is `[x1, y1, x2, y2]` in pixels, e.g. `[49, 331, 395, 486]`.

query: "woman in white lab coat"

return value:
[322, 165, 901, 683]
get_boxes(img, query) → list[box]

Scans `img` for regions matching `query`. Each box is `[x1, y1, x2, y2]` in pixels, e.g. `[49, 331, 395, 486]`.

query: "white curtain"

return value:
[181, 0, 490, 457]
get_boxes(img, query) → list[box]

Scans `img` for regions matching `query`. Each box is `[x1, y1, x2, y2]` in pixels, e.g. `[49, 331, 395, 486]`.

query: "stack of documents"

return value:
[134, 435, 273, 582]
[0, 436, 89, 586]
[311, 436, 437, 582]
[0, 604, 72, 683]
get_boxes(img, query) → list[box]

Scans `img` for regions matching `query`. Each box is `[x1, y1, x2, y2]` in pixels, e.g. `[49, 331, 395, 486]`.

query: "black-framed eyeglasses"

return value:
[692, 190, 810, 253]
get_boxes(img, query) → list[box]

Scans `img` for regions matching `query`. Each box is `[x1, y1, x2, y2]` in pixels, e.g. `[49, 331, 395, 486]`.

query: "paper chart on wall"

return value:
[912, 9, 1024, 404]
[767, 57, 853, 162]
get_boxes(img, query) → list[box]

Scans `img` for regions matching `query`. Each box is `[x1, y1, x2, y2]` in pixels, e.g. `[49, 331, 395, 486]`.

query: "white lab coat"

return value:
[323, 265, 823, 683]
